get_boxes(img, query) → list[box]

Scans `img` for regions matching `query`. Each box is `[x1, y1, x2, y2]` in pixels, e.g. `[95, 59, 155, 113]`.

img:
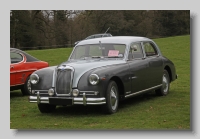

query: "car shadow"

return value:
[45, 91, 159, 116]
[51, 105, 103, 116]
[118, 91, 158, 109]
[10, 90, 23, 98]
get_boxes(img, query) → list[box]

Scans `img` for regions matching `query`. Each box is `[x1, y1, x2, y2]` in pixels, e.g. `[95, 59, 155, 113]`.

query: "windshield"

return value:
[70, 44, 126, 60]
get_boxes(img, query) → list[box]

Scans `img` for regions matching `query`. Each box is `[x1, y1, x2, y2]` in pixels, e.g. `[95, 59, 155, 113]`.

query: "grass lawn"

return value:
[10, 35, 190, 130]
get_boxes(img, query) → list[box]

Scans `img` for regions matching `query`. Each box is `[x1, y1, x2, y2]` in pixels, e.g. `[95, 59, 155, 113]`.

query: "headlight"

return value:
[30, 74, 39, 84]
[89, 74, 99, 85]
[72, 89, 79, 97]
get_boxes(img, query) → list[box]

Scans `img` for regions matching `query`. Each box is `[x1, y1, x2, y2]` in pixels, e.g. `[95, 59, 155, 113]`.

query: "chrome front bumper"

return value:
[29, 92, 106, 106]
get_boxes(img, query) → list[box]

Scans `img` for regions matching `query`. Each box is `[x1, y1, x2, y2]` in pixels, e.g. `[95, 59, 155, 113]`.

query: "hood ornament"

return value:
[57, 65, 74, 71]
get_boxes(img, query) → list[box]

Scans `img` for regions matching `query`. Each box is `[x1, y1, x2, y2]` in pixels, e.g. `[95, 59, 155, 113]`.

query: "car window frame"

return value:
[142, 41, 160, 58]
[127, 42, 145, 61]
[10, 52, 24, 64]
[69, 43, 127, 60]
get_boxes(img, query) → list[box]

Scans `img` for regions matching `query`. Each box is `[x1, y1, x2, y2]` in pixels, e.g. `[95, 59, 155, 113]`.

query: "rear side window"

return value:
[143, 42, 158, 56]
[10, 52, 23, 64]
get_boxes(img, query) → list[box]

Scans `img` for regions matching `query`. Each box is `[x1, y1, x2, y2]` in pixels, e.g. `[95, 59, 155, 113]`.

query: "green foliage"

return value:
[10, 35, 190, 130]
[10, 10, 36, 49]
[10, 10, 190, 50]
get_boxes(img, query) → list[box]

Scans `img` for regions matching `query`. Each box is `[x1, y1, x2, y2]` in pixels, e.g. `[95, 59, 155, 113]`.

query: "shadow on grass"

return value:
[42, 91, 160, 116]
[118, 91, 158, 109]
[10, 90, 23, 98]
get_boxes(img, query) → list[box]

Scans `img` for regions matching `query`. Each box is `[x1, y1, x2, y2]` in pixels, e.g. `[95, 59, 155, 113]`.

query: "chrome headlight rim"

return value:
[30, 74, 39, 85]
[89, 74, 99, 85]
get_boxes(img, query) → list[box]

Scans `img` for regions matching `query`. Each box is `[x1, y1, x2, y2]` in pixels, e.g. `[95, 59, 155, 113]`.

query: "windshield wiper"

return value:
[91, 56, 104, 58]
[80, 56, 91, 60]
[104, 56, 122, 58]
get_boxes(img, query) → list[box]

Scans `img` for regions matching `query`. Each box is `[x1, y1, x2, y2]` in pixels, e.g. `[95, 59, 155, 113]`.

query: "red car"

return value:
[10, 48, 49, 95]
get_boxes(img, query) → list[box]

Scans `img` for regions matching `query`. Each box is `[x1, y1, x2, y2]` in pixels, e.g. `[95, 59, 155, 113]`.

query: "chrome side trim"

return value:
[125, 84, 162, 98]
[10, 69, 36, 74]
[125, 91, 131, 94]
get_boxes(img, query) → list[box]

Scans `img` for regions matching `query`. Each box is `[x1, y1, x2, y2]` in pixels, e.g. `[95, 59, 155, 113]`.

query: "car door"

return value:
[10, 52, 25, 86]
[142, 41, 163, 88]
[127, 42, 149, 94]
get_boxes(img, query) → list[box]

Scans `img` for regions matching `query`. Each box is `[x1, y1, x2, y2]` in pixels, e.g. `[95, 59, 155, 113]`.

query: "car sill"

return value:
[125, 84, 162, 98]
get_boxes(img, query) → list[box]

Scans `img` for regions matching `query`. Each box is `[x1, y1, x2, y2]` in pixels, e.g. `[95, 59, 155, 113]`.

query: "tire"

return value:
[155, 70, 170, 96]
[38, 104, 56, 113]
[21, 75, 31, 95]
[102, 81, 119, 114]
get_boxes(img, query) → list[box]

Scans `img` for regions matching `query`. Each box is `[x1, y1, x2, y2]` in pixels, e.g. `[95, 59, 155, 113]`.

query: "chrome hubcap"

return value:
[110, 86, 118, 110]
[162, 74, 168, 93]
[27, 79, 31, 93]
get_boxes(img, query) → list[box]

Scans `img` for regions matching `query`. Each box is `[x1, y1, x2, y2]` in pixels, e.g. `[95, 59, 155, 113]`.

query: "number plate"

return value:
[49, 97, 73, 105]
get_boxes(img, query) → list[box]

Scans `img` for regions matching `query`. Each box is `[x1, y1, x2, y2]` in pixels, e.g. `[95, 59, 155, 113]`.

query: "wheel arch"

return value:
[109, 76, 125, 100]
[164, 65, 172, 82]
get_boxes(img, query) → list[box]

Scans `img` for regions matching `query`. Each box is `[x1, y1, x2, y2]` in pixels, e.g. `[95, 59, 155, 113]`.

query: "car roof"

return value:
[10, 48, 40, 62]
[77, 36, 152, 46]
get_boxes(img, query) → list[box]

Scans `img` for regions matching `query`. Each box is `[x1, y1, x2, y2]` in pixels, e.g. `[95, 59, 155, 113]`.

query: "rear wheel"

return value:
[38, 104, 56, 113]
[102, 81, 119, 114]
[21, 75, 31, 95]
[155, 70, 170, 96]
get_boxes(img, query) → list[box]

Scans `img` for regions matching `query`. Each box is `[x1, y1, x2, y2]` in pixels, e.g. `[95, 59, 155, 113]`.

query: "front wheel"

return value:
[38, 104, 56, 113]
[21, 75, 31, 95]
[102, 81, 119, 114]
[155, 70, 170, 96]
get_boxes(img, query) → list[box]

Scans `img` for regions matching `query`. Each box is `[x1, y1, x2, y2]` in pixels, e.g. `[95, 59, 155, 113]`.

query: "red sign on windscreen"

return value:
[108, 50, 119, 56]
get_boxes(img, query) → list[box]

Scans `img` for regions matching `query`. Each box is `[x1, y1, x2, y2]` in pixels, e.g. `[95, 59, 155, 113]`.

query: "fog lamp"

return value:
[72, 89, 79, 97]
[48, 88, 54, 96]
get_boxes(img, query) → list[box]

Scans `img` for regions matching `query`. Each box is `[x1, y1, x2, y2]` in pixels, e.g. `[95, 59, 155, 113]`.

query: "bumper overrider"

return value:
[29, 91, 106, 106]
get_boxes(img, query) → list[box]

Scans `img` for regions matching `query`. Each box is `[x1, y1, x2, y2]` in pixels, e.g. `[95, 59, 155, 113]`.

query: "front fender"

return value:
[77, 63, 130, 97]
[31, 66, 56, 90]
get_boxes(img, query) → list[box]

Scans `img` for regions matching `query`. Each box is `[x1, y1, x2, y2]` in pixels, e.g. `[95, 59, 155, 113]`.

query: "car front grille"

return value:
[56, 68, 73, 95]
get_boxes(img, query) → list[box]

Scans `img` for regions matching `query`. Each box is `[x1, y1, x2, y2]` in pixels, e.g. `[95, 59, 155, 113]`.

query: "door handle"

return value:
[10, 66, 14, 69]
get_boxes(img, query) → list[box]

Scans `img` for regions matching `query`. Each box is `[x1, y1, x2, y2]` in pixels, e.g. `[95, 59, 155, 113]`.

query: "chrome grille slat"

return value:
[56, 69, 71, 94]
[55, 65, 74, 96]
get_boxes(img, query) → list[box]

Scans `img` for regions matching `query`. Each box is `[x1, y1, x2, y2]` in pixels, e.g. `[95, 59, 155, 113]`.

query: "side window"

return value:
[10, 52, 23, 64]
[86, 36, 94, 40]
[143, 42, 158, 56]
[94, 35, 101, 38]
[128, 43, 144, 60]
